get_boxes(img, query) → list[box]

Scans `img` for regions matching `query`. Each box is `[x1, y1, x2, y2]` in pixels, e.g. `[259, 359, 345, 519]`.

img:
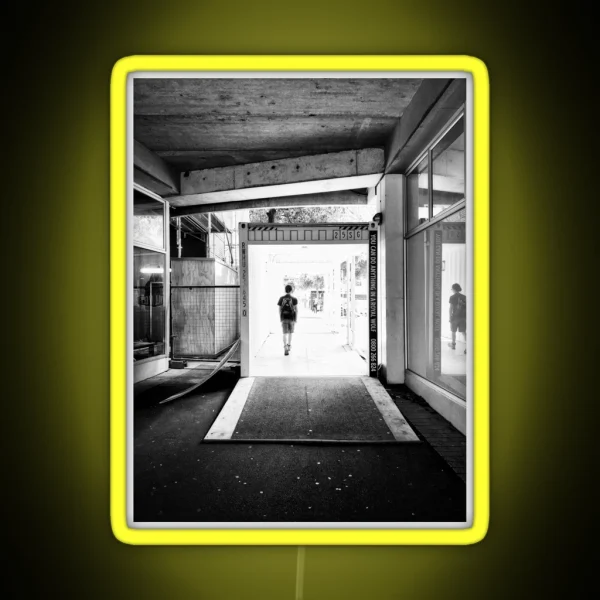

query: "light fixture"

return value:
[140, 267, 164, 274]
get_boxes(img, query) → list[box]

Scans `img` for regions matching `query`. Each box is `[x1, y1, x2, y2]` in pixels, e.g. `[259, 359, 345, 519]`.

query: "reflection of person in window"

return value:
[144, 274, 163, 307]
[448, 283, 467, 354]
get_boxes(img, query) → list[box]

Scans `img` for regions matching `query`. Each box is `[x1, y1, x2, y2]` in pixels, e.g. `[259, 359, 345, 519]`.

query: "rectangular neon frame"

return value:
[111, 55, 489, 545]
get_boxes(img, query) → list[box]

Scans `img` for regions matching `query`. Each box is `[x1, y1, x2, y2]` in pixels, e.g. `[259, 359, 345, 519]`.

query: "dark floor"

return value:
[384, 385, 467, 482]
[134, 369, 466, 523]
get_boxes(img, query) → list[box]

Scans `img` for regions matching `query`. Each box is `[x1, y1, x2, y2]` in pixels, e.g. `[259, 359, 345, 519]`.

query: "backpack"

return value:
[281, 296, 295, 319]
[455, 294, 466, 318]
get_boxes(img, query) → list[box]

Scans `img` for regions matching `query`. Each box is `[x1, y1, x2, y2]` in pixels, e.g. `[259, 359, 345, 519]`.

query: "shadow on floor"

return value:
[133, 368, 466, 523]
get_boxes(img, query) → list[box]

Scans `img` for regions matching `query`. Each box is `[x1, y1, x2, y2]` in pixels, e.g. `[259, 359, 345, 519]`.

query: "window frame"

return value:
[404, 203, 468, 400]
[403, 107, 468, 401]
[133, 182, 167, 253]
[132, 183, 170, 363]
[404, 107, 466, 238]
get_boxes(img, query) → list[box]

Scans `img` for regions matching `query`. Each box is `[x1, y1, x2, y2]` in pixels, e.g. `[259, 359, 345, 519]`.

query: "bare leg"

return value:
[449, 330, 456, 348]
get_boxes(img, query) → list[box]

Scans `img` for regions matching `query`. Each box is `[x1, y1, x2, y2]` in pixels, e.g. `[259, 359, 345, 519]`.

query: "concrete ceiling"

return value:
[134, 78, 423, 171]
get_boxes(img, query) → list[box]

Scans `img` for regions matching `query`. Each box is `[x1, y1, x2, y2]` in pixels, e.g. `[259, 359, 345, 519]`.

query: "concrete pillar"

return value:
[378, 175, 405, 384]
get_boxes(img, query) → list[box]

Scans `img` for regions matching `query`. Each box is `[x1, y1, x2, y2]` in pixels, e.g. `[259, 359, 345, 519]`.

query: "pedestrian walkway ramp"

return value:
[204, 377, 419, 444]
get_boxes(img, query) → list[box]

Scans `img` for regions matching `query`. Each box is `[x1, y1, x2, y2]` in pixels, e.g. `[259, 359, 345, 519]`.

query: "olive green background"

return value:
[6, 1, 592, 598]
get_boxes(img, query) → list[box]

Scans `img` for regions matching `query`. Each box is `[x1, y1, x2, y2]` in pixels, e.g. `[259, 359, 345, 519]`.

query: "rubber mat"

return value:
[205, 377, 419, 443]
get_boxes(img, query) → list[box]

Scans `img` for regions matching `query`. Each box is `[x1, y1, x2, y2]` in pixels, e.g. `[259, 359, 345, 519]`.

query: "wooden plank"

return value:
[159, 340, 242, 405]
[134, 140, 180, 194]
[361, 377, 420, 442]
[170, 190, 368, 216]
[203, 374, 254, 435]
[180, 149, 384, 195]
[169, 174, 381, 207]
[204, 438, 404, 445]
[171, 259, 216, 356]
[171, 287, 216, 356]
[171, 257, 215, 286]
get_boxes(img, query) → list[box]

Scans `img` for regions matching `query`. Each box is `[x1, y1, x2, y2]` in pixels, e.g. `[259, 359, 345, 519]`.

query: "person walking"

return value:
[277, 284, 298, 356]
[448, 283, 467, 354]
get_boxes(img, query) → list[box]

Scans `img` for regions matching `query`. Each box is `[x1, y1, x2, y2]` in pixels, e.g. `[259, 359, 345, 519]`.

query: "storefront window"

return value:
[407, 209, 467, 399]
[134, 247, 166, 360]
[134, 191, 164, 249]
[406, 156, 429, 231]
[432, 117, 465, 217]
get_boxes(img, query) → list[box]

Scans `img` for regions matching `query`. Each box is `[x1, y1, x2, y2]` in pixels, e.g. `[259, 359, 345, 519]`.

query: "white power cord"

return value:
[295, 546, 306, 600]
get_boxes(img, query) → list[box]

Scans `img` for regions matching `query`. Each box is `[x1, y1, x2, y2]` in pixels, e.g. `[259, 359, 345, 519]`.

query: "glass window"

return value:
[407, 209, 467, 399]
[134, 191, 164, 249]
[432, 117, 465, 217]
[134, 247, 166, 359]
[406, 156, 429, 231]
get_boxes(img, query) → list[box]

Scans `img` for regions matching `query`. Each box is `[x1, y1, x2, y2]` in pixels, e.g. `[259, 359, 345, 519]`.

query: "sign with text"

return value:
[241, 241, 247, 318]
[369, 228, 378, 377]
[247, 223, 370, 244]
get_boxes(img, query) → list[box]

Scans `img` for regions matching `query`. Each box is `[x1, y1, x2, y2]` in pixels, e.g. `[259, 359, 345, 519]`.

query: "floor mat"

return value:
[204, 377, 419, 443]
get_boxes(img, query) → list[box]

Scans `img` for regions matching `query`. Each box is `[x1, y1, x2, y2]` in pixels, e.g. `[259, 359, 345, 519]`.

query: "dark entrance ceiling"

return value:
[134, 78, 422, 172]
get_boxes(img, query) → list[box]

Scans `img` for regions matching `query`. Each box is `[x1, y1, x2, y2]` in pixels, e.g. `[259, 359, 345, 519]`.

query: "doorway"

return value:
[239, 222, 378, 378]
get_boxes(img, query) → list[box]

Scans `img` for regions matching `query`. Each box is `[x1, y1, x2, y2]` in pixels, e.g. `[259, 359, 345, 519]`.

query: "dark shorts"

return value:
[281, 320, 295, 333]
[450, 318, 466, 333]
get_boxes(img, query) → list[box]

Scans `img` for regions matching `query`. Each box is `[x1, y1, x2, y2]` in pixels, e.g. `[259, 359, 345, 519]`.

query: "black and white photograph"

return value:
[130, 74, 471, 526]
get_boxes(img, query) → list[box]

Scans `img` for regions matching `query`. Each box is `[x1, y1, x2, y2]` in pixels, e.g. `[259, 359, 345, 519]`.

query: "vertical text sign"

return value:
[241, 241, 247, 318]
[369, 228, 378, 377]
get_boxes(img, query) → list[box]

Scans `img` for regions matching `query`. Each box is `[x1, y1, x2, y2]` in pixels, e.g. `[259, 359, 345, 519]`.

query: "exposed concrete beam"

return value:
[169, 175, 380, 207]
[385, 79, 451, 171]
[169, 149, 384, 207]
[170, 190, 369, 216]
[134, 140, 180, 196]
[385, 79, 466, 174]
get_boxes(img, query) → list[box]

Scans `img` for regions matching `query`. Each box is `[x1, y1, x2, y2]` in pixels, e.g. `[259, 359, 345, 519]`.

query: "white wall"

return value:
[406, 233, 428, 377]
[378, 175, 405, 384]
[248, 246, 273, 358]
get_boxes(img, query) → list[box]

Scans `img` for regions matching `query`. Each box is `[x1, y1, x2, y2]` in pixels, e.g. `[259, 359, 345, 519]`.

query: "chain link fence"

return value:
[171, 285, 240, 360]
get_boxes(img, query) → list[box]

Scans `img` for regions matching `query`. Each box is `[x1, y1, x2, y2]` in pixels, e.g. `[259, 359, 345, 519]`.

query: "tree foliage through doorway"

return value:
[250, 204, 371, 224]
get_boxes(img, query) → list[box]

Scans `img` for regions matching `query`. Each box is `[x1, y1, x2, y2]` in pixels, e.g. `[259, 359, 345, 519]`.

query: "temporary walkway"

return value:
[250, 332, 367, 377]
[205, 376, 418, 443]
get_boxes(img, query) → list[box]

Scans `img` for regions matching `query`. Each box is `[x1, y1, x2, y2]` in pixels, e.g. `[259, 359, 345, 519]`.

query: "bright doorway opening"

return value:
[247, 243, 369, 377]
